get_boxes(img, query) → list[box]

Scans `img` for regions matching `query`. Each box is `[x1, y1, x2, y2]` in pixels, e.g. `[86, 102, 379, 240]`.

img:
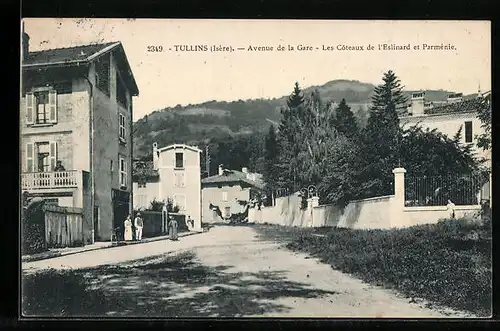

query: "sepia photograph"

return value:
[20, 18, 492, 319]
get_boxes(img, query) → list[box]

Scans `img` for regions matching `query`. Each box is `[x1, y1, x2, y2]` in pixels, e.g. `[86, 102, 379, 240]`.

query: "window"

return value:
[464, 121, 473, 143]
[25, 141, 57, 173]
[138, 182, 147, 188]
[95, 54, 110, 96]
[222, 191, 228, 201]
[25, 90, 57, 125]
[110, 160, 114, 172]
[119, 113, 126, 142]
[119, 157, 127, 187]
[175, 152, 184, 168]
[117, 74, 128, 109]
[174, 172, 185, 188]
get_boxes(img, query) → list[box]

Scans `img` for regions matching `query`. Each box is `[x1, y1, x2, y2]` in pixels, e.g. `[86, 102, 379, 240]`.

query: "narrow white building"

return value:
[133, 143, 202, 231]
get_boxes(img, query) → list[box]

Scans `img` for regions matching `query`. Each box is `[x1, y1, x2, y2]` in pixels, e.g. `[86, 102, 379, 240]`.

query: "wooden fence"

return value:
[141, 210, 166, 238]
[44, 204, 84, 248]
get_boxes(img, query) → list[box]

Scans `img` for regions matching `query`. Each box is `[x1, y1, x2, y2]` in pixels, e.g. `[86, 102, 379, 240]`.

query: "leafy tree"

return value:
[317, 134, 360, 207]
[475, 94, 492, 151]
[401, 125, 481, 177]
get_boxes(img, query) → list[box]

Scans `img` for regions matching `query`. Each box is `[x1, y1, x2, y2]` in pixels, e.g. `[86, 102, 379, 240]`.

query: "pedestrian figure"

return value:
[135, 212, 144, 241]
[186, 215, 194, 231]
[54, 160, 66, 171]
[446, 199, 456, 219]
[124, 215, 133, 241]
[169, 216, 179, 240]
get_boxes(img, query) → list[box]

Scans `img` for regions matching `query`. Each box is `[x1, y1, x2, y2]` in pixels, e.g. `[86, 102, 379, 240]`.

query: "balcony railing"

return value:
[22, 171, 80, 191]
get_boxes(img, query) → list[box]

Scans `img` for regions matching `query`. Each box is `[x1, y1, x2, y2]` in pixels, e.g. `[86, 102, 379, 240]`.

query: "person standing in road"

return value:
[124, 215, 133, 241]
[169, 216, 179, 241]
[135, 212, 144, 241]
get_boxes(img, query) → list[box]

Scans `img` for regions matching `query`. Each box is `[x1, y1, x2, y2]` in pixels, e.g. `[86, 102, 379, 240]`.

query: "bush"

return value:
[22, 200, 47, 255]
[22, 269, 108, 316]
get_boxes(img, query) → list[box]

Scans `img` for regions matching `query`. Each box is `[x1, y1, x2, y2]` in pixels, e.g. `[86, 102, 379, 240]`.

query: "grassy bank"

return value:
[254, 218, 492, 317]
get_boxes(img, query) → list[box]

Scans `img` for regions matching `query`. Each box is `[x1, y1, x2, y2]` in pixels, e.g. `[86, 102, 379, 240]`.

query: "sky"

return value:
[23, 19, 491, 121]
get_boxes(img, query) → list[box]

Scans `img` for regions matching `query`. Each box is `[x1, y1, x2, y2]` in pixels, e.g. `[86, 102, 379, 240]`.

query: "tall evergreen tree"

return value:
[263, 125, 279, 191]
[331, 98, 359, 139]
[359, 70, 408, 198]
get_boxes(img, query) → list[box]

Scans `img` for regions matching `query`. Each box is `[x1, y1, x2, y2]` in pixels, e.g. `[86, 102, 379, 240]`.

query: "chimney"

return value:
[218, 164, 223, 176]
[152, 142, 159, 170]
[447, 93, 463, 104]
[22, 21, 30, 61]
[409, 92, 425, 116]
[241, 167, 248, 174]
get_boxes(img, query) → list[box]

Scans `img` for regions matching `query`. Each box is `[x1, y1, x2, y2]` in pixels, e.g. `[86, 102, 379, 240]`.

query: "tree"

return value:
[475, 94, 492, 151]
[287, 81, 305, 109]
[331, 98, 359, 139]
[317, 134, 360, 207]
[358, 70, 408, 198]
[277, 82, 308, 191]
[263, 125, 279, 187]
[401, 125, 481, 177]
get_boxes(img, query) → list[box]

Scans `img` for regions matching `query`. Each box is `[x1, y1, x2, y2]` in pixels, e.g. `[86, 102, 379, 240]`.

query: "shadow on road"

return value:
[22, 251, 337, 317]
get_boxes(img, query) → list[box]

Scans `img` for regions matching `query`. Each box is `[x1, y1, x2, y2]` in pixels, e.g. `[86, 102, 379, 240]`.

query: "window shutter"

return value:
[49, 90, 57, 123]
[49, 141, 57, 171]
[26, 142, 34, 172]
[26, 93, 34, 124]
[123, 159, 127, 186]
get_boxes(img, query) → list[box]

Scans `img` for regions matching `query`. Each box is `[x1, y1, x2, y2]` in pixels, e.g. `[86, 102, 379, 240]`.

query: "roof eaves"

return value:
[85, 42, 121, 62]
[23, 59, 88, 68]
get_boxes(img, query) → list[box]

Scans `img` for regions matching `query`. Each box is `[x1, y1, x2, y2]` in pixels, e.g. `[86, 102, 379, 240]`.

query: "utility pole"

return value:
[205, 145, 211, 177]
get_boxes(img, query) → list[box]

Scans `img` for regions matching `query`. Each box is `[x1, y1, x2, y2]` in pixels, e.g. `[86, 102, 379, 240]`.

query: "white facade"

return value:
[400, 112, 490, 167]
[134, 143, 202, 231]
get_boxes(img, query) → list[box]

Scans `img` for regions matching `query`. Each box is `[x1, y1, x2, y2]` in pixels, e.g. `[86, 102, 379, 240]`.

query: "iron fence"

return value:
[404, 173, 490, 207]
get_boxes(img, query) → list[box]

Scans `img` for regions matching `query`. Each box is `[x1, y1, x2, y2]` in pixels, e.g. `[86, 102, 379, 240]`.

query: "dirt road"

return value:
[22, 226, 474, 318]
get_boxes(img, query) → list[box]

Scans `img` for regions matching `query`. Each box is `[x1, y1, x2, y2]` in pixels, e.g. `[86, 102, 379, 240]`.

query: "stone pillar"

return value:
[310, 196, 320, 227]
[306, 198, 315, 227]
[392, 167, 406, 228]
[162, 205, 168, 234]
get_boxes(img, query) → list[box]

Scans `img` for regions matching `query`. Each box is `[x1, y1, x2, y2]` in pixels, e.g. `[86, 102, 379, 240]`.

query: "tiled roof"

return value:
[424, 96, 487, 115]
[23, 42, 118, 66]
[202, 170, 265, 189]
[132, 160, 159, 181]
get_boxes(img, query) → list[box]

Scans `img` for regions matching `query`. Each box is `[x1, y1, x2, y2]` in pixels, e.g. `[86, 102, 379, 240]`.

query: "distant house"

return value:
[20, 23, 139, 242]
[132, 143, 202, 231]
[400, 90, 492, 168]
[201, 165, 265, 223]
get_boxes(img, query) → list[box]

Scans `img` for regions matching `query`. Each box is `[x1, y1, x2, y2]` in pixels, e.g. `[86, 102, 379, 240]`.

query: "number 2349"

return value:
[147, 45, 164, 52]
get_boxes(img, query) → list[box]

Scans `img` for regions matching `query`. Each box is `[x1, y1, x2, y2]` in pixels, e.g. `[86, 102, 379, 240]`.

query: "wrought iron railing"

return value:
[404, 173, 489, 206]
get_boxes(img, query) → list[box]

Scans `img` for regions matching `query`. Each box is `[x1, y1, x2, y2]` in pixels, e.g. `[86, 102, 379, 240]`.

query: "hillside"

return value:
[133, 79, 456, 158]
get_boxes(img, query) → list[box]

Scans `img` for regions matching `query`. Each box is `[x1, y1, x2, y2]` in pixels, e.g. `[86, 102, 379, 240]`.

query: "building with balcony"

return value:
[20, 24, 139, 242]
[132, 143, 202, 231]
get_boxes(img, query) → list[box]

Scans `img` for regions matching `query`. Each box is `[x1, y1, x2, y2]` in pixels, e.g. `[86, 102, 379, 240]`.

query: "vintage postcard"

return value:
[20, 18, 492, 319]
